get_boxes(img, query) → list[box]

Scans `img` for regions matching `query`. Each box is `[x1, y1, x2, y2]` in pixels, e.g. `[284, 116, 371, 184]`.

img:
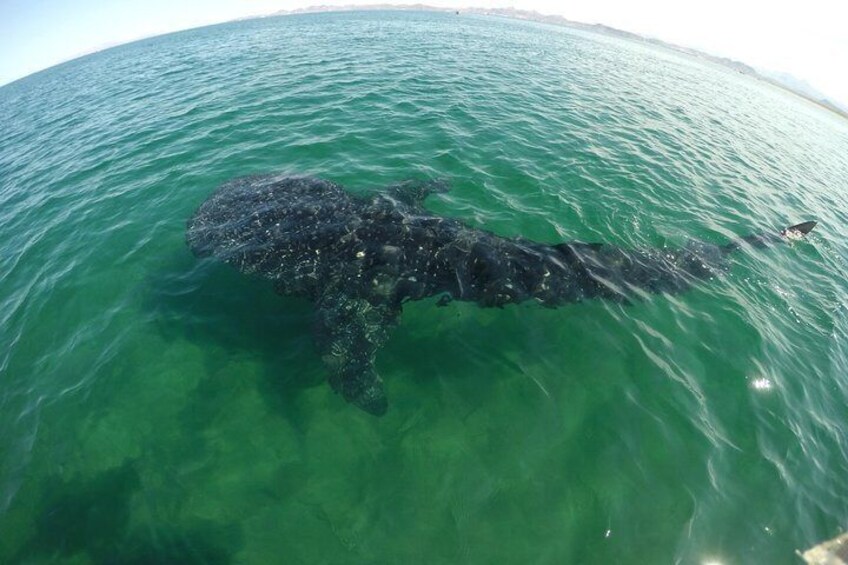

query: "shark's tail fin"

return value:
[722, 220, 817, 253]
[781, 220, 818, 237]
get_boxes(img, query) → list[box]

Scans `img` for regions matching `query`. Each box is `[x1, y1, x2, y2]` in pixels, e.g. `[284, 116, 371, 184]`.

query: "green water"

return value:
[1, 10, 848, 564]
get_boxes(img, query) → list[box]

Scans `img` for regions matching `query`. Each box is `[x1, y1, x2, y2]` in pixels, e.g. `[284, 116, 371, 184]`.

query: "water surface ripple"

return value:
[1, 11, 847, 564]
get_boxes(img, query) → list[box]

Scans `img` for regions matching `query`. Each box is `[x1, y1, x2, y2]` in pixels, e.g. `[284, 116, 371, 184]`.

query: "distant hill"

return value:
[755, 69, 848, 116]
[264, 4, 848, 120]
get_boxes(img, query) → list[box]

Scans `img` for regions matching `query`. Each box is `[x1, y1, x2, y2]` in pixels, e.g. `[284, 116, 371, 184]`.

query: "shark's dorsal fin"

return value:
[313, 293, 401, 416]
[387, 178, 451, 207]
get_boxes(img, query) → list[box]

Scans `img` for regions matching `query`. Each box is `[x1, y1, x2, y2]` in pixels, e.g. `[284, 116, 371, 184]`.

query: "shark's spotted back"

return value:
[187, 173, 816, 415]
[187, 175, 358, 295]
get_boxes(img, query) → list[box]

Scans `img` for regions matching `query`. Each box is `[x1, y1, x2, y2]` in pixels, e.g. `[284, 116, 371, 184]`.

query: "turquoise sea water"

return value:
[1, 10, 848, 563]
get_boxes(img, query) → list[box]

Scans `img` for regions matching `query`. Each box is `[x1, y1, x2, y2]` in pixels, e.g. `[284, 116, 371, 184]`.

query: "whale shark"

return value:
[186, 173, 816, 416]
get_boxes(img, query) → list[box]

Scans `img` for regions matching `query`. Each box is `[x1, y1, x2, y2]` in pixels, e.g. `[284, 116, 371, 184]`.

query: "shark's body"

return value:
[187, 173, 815, 415]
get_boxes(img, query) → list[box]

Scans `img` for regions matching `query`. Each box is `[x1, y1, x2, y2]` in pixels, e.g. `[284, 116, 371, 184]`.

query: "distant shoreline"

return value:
[6, 4, 846, 121]
[264, 4, 848, 121]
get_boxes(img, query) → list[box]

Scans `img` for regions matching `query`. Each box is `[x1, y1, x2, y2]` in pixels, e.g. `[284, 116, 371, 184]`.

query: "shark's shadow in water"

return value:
[144, 254, 328, 422]
[9, 462, 241, 564]
[186, 173, 816, 416]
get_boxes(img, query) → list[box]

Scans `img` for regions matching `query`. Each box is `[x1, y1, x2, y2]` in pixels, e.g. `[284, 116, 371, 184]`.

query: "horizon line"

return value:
[2, 4, 846, 120]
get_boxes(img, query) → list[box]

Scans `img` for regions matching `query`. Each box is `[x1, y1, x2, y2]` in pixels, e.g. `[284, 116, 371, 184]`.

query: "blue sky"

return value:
[1, 0, 274, 84]
[2, 0, 847, 106]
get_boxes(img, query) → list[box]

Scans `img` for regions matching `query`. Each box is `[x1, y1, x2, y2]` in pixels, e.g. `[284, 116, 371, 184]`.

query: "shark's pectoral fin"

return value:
[387, 178, 451, 207]
[313, 293, 400, 416]
[323, 355, 388, 416]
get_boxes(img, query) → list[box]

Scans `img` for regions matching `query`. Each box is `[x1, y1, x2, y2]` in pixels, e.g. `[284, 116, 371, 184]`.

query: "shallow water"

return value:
[1, 10, 847, 564]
